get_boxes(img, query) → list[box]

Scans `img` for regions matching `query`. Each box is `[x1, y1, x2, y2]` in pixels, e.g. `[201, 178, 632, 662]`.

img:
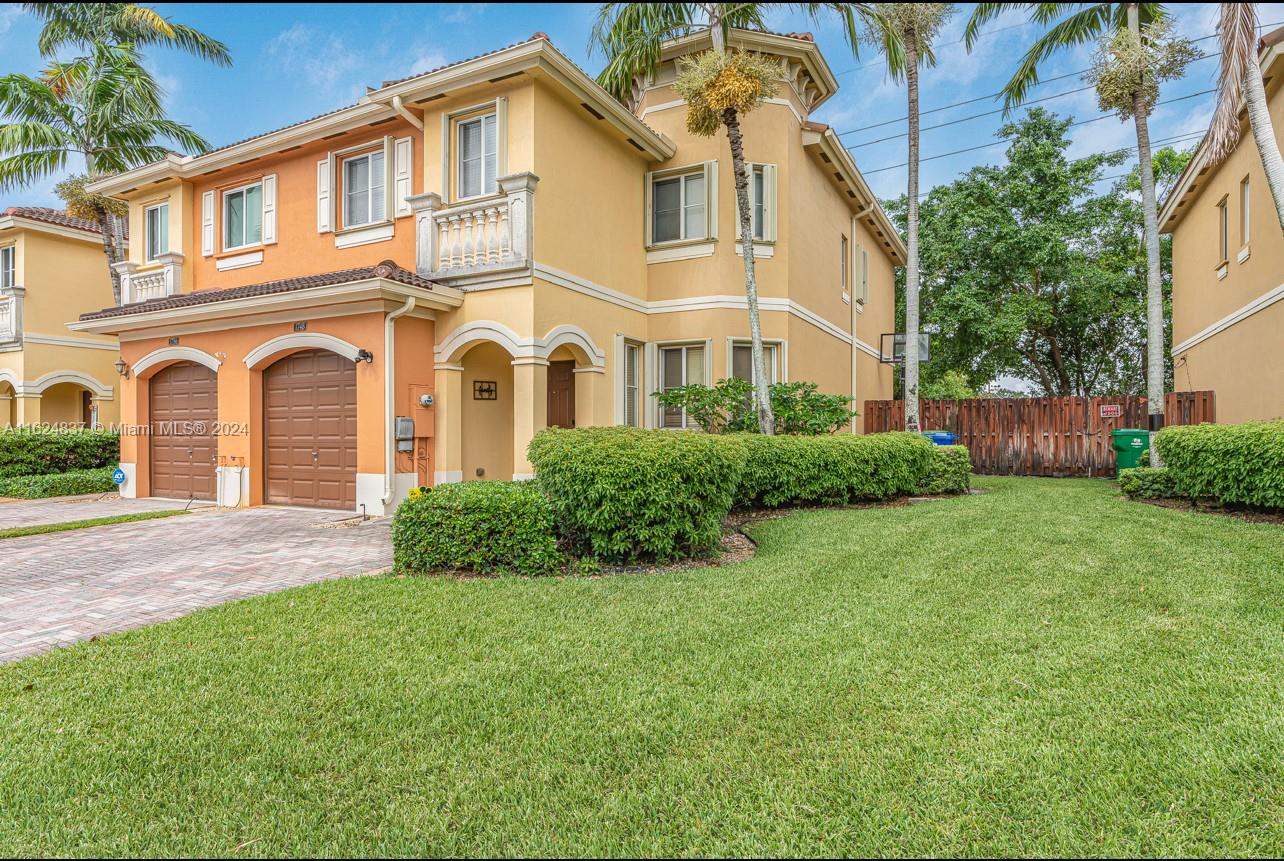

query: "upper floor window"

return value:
[653, 171, 705, 244]
[659, 343, 705, 429]
[343, 150, 386, 228]
[458, 112, 497, 199]
[224, 181, 263, 251]
[1217, 196, 1228, 264]
[1240, 176, 1250, 247]
[145, 203, 168, 261]
[857, 246, 869, 305]
[0, 245, 13, 289]
[730, 341, 779, 385]
[841, 234, 849, 297]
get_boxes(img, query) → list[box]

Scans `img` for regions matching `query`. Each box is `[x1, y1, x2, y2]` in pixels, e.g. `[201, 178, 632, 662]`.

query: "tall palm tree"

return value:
[24, 3, 231, 66]
[864, 5, 952, 432]
[1207, 2, 1284, 231]
[967, 3, 1191, 466]
[593, 3, 885, 434]
[0, 44, 208, 302]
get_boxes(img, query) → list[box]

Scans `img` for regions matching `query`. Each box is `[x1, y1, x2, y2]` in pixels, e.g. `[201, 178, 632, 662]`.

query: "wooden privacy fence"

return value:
[863, 392, 1216, 477]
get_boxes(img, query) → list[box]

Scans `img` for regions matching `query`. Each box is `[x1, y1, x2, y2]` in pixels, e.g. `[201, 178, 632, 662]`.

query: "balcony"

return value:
[0, 286, 23, 348]
[409, 172, 537, 287]
[113, 252, 184, 306]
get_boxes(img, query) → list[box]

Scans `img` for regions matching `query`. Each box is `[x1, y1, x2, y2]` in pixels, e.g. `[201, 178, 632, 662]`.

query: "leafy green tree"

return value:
[967, 3, 1196, 462]
[592, 3, 886, 433]
[887, 109, 1187, 397]
[921, 370, 978, 400]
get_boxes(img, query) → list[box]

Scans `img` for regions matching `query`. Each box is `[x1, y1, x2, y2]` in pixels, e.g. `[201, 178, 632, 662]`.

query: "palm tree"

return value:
[1207, 2, 1284, 231]
[864, 5, 952, 433]
[0, 44, 208, 302]
[24, 3, 231, 66]
[967, 3, 1194, 466]
[593, 3, 886, 434]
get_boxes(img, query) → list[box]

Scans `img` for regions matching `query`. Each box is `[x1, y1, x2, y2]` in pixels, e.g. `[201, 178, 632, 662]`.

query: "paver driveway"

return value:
[0, 493, 211, 529]
[0, 506, 392, 664]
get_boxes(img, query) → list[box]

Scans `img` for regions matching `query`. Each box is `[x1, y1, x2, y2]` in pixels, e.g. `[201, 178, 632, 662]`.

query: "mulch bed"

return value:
[1132, 496, 1284, 526]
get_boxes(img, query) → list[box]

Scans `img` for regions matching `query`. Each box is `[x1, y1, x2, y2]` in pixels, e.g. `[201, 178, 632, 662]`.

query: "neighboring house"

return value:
[73, 29, 905, 514]
[0, 207, 121, 427]
[1160, 28, 1284, 424]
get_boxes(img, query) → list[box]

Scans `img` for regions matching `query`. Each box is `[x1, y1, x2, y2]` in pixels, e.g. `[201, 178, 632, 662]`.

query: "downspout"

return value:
[382, 296, 416, 507]
[389, 96, 424, 130]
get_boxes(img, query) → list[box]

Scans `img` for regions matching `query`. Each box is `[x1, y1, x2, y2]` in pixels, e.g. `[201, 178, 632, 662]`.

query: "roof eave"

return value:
[658, 29, 839, 111]
[802, 126, 907, 264]
[0, 215, 124, 245]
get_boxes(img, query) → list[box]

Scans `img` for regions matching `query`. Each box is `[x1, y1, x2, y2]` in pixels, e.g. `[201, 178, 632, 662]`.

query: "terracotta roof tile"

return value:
[2, 206, 125, 237]
[79, 260, 440, 321]
[380, 33, 548, 88]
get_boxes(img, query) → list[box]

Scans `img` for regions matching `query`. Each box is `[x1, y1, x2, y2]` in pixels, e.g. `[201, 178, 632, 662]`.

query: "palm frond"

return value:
[0, 149, 72, 192]
[1000, 4, 1115, 111]
[1207, 1, 1258, 165]
[964, 2, 1009, 50]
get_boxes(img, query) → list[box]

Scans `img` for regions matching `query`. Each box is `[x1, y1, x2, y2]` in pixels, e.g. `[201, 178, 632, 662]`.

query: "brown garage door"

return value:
[149, 361, 218, 500]
[264, 349, 357, 509]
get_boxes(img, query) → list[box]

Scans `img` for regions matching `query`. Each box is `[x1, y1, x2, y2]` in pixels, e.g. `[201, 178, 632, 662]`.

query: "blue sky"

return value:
[2, 2, 1282, 208]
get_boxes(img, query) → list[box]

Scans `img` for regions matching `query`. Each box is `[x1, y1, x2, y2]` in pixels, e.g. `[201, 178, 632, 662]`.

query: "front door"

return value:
[547, 360, 576, 428]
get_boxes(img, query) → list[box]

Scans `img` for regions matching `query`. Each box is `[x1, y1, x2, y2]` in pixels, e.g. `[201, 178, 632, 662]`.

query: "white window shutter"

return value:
[261, 174, 277, 245]
[705, 160, 719, 240]
[201, 190, 215, 256]
[644, 170, 654, 247]
[860, 248, 869, 304]
[317, 156, 332, 233]
[763, 163, 777, 241]
[394, 137, 413, 217]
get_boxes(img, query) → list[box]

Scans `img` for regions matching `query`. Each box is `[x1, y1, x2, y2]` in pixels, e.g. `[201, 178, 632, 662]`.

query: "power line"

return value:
[859, 90, 1213, 175]
[829, 19, 1037, 77]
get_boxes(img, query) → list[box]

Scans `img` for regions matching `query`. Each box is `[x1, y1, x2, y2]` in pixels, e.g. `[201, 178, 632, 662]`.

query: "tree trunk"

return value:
[94, 202, 122, 305]
[903, 35, 922, 432]
[723, 106, 774, 434]
[1130, 6, 1165, 467]
[1244, 56, 1284, 232]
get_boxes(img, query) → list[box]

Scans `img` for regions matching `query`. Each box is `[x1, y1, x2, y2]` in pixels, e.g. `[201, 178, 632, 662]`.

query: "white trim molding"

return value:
[243, 332, 362, 368]
[133, 345, 223, 377]
[435, 319, 607, 367]
[23, 369, 114, 399]
[215, 250, 264, 272]
[646, 241, 716, 264]
[22, 333, 118, 351]
[1172, 281, 1284, 356]
[335, 222, 394, 249]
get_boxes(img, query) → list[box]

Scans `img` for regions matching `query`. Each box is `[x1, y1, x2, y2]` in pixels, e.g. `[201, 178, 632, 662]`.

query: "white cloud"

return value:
[0, 4, 22, 37]
[265, 23, 364, 101]
[406, 50, 448, 77]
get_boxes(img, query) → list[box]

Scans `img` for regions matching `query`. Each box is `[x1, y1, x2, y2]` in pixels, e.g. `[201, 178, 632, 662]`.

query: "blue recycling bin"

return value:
[922, 430, 957, 446]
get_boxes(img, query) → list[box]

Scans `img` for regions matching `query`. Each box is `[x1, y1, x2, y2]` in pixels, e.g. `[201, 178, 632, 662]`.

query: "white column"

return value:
[497, 172, 539, 264]
[112, 261, 139, 305]
[407, 191, 442, 276]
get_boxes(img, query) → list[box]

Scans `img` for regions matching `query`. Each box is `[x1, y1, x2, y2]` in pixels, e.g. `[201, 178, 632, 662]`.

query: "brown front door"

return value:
[264, 349, 357, 509]
[547, 360, 576, 428]
[149, 361, 218, 500]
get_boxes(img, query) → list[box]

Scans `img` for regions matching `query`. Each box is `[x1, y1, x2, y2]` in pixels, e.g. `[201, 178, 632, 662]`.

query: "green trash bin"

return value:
[1111, 428, 1149, 476]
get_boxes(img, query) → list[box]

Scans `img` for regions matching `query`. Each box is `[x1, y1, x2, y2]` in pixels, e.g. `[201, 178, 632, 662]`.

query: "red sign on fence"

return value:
[1099, 404, 1123, 418]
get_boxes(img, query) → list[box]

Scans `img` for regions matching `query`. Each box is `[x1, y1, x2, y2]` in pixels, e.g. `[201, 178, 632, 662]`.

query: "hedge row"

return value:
[736, 432, 934, 508]
[1153, 421, 1284, 509]
[392, 481, 566, 576]
[0, 467, 117, 499]
[1118, 466, 1178, 500]
[0, 428, 120, 479]
[920, 445, 973, 496]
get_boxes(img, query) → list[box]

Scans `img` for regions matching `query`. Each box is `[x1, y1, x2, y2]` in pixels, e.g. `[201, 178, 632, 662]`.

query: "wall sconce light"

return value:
[356, 349, 374, 364]
[114, 358, 130, 379]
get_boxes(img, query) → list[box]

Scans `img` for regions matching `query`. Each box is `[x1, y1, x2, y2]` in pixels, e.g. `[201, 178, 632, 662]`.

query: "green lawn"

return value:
[0, 509, 185, 539]
[2, 477, 1282, 857]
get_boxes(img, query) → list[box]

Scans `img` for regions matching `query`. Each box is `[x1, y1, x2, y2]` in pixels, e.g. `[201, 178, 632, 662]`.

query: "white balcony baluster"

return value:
[408, 172, 539, 284]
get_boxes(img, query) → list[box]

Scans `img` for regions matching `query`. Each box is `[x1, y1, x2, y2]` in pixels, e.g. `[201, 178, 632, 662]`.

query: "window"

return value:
[841, 234, 849, 297]
[659, 344, 705, 429]
[1241, 176, 1251, 246]
[652, 171, 706, 243]
[731, 342, 778, 385]
[858, 247, 869, 305]
[343, 150, 386, 228]
[145, 203, 168, 261]
[0, 246, 12, 289]
[1217, 196, 1228, 263]
[752, 166, 765, 241]
[623, 341, 641, 427]
[458, 113, 497, 199]
[223, 182, 263, 251]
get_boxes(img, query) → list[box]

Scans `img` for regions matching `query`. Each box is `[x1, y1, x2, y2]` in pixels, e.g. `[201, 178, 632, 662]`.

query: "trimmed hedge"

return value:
[392, 481, 566, 577]
[735, 431, 934, 508]
[920, 444, 972, 495]
[528, 426, 746, 563]
[1155, 421, 1284, 509]
[0, 428, 119, 479]
[0, 467, 117, 499]
[1118, 466, 1178, 500]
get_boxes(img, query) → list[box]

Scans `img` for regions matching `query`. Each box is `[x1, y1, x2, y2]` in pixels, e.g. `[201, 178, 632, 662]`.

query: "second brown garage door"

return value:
[264, 349, 357, 509]
[149, 361, 218, 500]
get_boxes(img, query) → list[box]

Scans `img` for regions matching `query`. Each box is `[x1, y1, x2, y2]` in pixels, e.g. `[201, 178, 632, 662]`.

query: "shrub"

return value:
[1154, 421, 1284, 509]
[0, 428, 119, 479]
[528, 426, 746, 563]
[392, 481, 566, 577]
[735, 431, 934, 508]
[1118, 466, 1178, 500]
[920, 445, 972, 495]
[0, 467, 117, 499]
[654, 378, 858, 435]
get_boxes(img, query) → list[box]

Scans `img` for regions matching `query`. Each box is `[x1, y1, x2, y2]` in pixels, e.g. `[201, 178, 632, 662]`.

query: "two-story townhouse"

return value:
[0, 207, 121, 427]
[72, 29, 905, 515]
[1160, 27, 1284, 424]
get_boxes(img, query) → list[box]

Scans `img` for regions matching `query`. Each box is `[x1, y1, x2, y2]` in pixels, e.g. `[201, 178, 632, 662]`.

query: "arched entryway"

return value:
[263, 348, 357, 509]
[149, 361, 218, 500]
